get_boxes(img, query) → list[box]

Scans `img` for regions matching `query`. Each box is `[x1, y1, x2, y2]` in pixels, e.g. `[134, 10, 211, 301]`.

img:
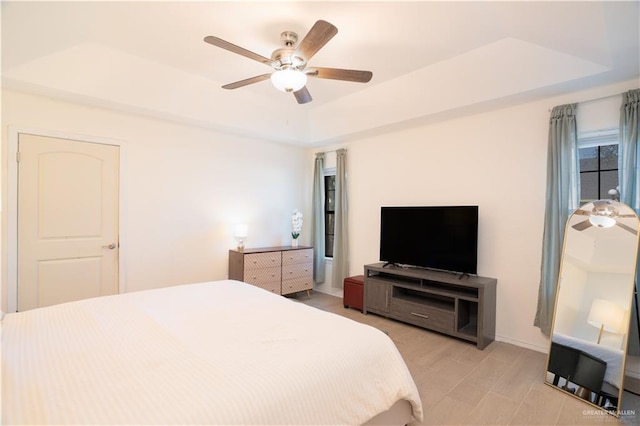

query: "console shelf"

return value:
[363, 263, 497, 349]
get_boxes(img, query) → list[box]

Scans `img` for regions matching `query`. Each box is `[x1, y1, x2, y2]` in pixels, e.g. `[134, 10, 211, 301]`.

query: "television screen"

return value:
[379, 206, 478, 274]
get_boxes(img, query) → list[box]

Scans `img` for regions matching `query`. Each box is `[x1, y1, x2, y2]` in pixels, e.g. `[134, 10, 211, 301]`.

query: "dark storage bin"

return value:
[343, 275, 364, 312]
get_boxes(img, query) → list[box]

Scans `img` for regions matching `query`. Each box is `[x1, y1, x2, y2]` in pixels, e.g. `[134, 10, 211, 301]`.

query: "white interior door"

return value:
[17, 133, 120, 311]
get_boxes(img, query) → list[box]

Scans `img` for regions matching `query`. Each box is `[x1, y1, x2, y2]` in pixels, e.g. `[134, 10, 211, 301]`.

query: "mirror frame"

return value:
[544, 200, 640, 418]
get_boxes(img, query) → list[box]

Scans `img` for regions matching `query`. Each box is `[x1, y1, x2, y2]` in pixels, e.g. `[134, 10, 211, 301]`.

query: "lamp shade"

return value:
[270, 69, 307, 92]
[588, 299, 625, 333]
[234, 224, 248, 239]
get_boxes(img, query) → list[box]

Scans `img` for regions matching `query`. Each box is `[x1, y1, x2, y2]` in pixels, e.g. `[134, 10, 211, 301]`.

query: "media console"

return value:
[363, 263, 497, 349]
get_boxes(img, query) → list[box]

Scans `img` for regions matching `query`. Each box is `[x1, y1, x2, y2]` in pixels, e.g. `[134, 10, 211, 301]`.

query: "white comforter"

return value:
[552, 332, 623, 389]
[2, 280, 422, 425]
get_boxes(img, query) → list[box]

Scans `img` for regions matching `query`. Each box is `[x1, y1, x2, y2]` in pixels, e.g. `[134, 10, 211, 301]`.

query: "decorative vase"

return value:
[292, 238, 299, 247]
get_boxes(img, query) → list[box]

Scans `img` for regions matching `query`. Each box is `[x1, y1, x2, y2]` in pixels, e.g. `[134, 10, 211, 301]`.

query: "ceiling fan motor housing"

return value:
[271, 49, 306, 70]
[272, 31, 306, 70]
[592, 200, 618, 218]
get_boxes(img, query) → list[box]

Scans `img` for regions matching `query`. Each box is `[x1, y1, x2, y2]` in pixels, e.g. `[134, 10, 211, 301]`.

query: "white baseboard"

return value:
[313, 284, 342, 298]
[627, 371, 640, 380]
[624, 375, 640, 393]
[494, 334, 549, 354]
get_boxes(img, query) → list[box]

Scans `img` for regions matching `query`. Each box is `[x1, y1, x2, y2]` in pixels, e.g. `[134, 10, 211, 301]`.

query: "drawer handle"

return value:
[411, 312, 430, 319]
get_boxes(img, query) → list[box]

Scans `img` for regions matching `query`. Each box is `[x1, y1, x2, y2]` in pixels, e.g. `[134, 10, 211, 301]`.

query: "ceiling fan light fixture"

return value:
[589, 214, 616, 228]
[270, 69, 307, 93]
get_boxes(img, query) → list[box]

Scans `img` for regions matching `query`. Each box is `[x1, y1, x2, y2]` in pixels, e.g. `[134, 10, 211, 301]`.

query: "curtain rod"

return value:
[548, 92, 621, 112]
[316, 148, 346, 155]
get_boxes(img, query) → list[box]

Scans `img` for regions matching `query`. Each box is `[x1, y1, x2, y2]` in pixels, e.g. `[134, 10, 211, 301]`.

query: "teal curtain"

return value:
[332, 149, 349, 289]
[619, 89, 640, 355]
[311, 153, 326, 284]
[534, 104, 580, 336]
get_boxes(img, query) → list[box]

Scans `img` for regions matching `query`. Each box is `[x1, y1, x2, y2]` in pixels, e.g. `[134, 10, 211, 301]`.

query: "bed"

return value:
[552, 332, 623, 390]
[1, 280, 423, 425]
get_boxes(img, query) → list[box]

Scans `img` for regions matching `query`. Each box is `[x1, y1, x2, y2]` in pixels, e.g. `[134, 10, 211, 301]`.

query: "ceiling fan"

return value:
[572, 200, 637, 235]
[204, 20, 373, 104]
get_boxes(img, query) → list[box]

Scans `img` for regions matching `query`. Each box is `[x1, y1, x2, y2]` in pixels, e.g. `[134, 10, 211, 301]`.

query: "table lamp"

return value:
[587, 298, 625, 344]
[235, 224, 248, 251]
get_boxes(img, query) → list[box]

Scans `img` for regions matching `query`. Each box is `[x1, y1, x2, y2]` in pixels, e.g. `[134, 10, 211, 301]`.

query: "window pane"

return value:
[325, 213, 334, 234]
[324, 174, 336, 258]
[579, 147, 598, 172]
[600, 170, 619, 199]
[580, 172, 598, 201]
[326, 190, 335, 212]
[579, 143, 619, 202]
[599, 145, 618, 170]
[325, 175, 335, 190]
[325, 235, 334, 257]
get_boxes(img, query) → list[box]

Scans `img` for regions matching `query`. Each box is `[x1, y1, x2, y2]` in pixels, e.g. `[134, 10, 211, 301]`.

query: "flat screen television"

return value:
[379, 206, 478, 274]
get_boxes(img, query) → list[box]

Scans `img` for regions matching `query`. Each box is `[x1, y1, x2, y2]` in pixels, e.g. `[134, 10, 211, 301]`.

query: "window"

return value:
[324, 174, 335, 258]
[578, 129, 619, 204]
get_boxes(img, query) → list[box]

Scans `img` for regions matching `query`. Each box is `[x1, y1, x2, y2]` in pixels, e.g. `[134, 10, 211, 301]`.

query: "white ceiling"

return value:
[2, 1, 639, 146]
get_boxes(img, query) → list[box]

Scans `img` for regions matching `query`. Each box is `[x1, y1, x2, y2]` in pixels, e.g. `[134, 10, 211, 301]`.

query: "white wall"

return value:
[3, 79, 638, 368]
[317, 79, 639, 353]
[1, 89, 311, 310]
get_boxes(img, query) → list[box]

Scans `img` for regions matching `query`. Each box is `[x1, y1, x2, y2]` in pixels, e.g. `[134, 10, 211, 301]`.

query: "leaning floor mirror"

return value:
[545, 200, 639, 417]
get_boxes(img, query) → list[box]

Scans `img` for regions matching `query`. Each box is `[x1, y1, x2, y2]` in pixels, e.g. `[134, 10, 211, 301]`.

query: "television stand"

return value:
[363, 263, 497, 349]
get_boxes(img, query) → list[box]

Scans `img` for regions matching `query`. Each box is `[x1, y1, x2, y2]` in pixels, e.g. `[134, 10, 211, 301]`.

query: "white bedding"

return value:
[1, 280, 422, 425]
[552, 332, 623, 389]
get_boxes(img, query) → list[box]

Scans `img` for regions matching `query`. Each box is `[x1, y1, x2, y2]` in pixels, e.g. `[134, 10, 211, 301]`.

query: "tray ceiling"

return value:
[2, 1, 638, 146]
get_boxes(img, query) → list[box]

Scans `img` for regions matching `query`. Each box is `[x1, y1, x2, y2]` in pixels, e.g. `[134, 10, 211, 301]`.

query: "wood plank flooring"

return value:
[292, 291, 640, 425]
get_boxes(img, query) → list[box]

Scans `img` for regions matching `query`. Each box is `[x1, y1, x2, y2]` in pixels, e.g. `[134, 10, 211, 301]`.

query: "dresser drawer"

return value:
[390, 299, 455, 333]
[229, 247, 313, 297]
[250, 281, 281, 294]
[282, 276, 313, 295]
[282, 248, 313, 265]
[244, 266, 281, 285]
[244, 252, 281, 270]
[282, 263, 312, 280]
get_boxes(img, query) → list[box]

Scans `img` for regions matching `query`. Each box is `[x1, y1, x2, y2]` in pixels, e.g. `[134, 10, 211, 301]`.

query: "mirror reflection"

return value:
[545, 200, 639, 416]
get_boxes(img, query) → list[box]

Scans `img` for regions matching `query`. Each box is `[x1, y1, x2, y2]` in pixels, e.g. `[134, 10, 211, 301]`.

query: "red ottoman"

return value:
[343, 275, 364, 312]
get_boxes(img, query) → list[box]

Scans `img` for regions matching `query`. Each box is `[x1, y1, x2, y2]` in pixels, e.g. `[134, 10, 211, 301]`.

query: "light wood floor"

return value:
[292, 291, 640, 426]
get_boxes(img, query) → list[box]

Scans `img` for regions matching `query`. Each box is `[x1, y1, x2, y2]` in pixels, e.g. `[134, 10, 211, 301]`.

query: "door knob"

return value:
[102, 243, 117, 250]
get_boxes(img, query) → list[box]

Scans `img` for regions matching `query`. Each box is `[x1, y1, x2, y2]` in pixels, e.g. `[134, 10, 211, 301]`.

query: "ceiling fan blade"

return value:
[616, 222, 638, 235]
[572, 219, 592, 231]
[222, 73, 272, 90]
[573, 210, 591, 216]
[294, 86, 312, 104]
[295, 20, 338, 61]
[204, 36, 274, 66]
[307, 67, 373, 83]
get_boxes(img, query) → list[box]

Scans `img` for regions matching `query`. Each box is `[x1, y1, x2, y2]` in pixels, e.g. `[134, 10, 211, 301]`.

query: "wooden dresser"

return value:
[228, 246, 313, 297]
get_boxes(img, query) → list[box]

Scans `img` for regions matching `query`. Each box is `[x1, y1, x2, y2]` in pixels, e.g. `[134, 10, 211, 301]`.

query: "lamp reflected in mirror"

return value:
[587, 299, 625, 344]
[545, 200, 640, 417]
